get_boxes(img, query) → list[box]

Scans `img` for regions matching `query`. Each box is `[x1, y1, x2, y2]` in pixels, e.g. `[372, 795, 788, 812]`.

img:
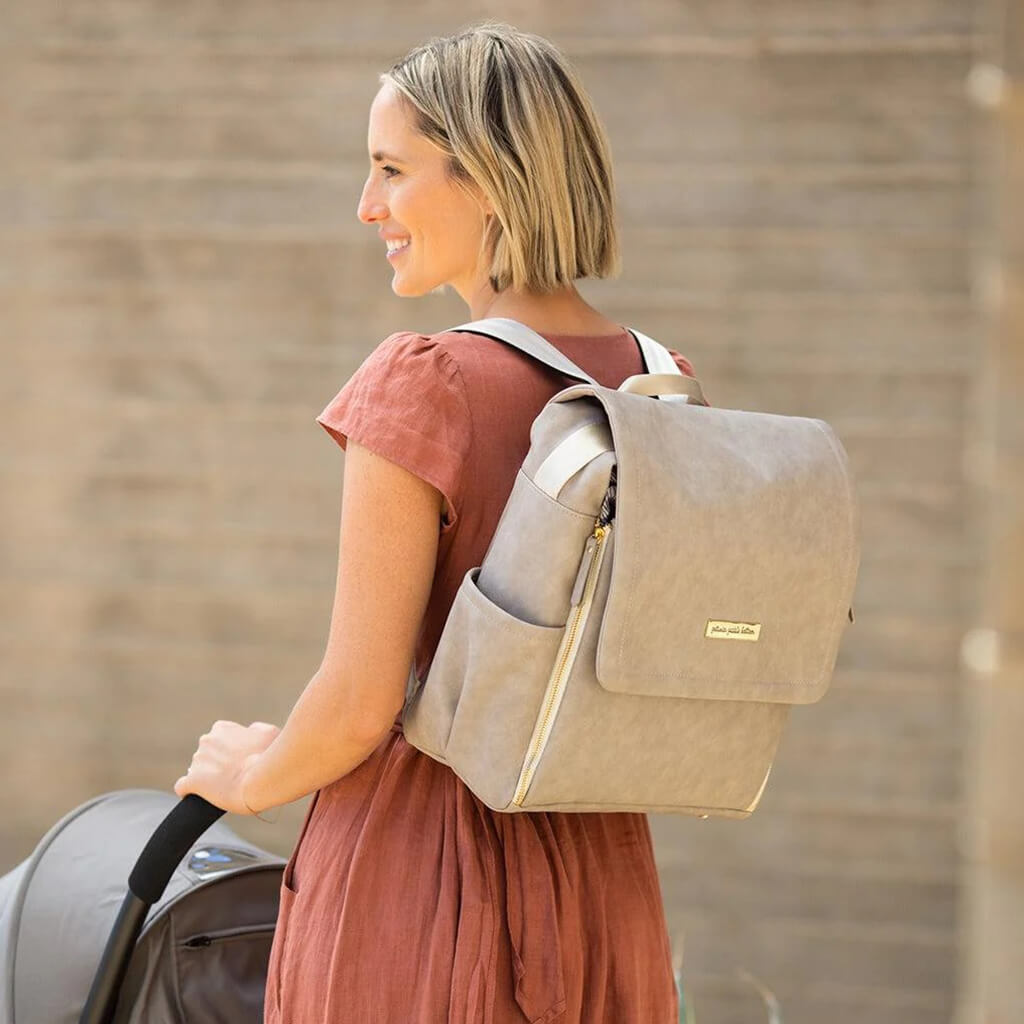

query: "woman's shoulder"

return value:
[376, 325, 700, 388]
[387, 327, 520, 378]
[366, 328, 487, 366]
[348, 329, 514, 401]
[352, 330, 465, 386]
[320, 331, 467, 426]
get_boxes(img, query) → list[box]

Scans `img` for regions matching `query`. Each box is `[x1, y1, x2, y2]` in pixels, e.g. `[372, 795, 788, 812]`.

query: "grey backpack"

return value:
[403, 317, 860, 818]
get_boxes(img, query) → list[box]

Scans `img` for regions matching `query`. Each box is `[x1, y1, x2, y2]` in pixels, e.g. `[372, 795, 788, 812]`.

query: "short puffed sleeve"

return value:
[316, 332, 473, 534]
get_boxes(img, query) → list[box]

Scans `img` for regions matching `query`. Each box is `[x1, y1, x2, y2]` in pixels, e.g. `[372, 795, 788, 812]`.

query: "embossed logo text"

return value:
[705, 620, 762, 641]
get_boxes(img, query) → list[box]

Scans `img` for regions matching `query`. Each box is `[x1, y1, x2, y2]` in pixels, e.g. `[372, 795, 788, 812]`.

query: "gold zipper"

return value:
[511, 521, 611, 807]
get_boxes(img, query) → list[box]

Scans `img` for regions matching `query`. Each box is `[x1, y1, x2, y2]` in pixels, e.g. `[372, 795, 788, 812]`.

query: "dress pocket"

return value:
[407, 566, 565, 810]
[265, 884, 295, 1021]
[281, 789, 320, 895]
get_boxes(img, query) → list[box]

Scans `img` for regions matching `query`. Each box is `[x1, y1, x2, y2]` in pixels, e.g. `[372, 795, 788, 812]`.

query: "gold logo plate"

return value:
[705, 620, 761, 641]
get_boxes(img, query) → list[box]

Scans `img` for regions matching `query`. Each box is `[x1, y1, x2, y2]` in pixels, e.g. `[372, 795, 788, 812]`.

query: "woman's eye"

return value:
[381, 165, 400, 179]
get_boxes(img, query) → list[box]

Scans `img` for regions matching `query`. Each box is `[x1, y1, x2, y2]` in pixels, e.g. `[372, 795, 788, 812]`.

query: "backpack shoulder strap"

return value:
[448, 317, 682, 384]
[449, 317, 599, 385]
[629, 328, 682, 376]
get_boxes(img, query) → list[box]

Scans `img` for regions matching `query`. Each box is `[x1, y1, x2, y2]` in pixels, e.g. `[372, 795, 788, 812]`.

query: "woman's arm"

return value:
[176, 438, 442, 815]
[243, 436, 442, 810]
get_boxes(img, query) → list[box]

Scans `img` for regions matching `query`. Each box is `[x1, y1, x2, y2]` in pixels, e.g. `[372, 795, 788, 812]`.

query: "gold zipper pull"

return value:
[569, 523, 610, 608]
[570, 535, 598, 608]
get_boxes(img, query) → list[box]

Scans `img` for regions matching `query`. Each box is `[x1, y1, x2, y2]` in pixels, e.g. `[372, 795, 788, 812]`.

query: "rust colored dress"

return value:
[264, 326, 697, 1024]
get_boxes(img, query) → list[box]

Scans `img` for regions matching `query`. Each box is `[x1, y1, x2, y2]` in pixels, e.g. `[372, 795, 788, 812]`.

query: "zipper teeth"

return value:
[512, 522, 610, 807]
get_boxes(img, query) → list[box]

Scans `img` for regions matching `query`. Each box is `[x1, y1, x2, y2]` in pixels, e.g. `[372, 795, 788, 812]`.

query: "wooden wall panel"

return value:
[0, 4, 986, 1021]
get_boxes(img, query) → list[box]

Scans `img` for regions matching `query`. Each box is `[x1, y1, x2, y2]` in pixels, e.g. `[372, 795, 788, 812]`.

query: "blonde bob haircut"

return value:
[381, 22, 621, 295]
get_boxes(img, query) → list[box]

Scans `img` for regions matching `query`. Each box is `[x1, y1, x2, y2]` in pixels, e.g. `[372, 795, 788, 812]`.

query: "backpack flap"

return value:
[575, 387, 860, 706]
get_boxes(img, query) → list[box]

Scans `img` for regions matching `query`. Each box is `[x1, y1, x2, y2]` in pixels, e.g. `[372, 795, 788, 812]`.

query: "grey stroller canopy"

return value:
[0, 789, 284, 1023]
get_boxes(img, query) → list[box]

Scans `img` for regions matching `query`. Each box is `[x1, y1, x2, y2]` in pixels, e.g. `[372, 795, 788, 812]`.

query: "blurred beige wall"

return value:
[0, 3, 1005, 1023]
[957, 2, 1024, 1022]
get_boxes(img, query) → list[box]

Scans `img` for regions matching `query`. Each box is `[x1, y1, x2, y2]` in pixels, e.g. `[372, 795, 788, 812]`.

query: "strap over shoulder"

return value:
[447, 317, 685, 389]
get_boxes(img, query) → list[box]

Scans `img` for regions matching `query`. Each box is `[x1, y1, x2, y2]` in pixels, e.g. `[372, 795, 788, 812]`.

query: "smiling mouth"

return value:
[386, 240, 411, 259]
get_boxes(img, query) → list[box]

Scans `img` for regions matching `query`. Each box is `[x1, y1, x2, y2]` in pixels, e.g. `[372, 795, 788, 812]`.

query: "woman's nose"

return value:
[357, 179, 387, 224]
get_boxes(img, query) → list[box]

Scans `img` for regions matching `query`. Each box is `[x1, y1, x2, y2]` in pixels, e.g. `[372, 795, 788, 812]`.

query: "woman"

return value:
[175, 22, 697, 1022]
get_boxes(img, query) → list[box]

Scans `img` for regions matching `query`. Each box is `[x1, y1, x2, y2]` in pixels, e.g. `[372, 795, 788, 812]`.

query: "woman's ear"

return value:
[473, 183, 494, 220]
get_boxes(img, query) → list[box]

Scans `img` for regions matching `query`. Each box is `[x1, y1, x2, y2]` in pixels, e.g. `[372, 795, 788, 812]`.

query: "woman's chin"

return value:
[391, 280, 417, 298]
[391, 274, 446, 299]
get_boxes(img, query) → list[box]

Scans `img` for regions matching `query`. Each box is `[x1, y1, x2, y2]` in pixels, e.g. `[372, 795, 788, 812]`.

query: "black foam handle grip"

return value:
[128, 794, 226, 905]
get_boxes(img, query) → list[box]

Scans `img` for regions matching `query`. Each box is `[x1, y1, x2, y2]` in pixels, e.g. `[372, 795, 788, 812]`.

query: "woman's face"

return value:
[357, 82, 493, 303]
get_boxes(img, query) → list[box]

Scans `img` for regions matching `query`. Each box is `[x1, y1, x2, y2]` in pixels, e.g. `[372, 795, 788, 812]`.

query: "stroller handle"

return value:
[128, 793, 226, 904]
[80, 795, 226, 1024]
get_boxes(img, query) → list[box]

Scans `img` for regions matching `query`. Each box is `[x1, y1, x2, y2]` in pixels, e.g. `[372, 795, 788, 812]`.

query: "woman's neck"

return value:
[465, 285, 623, 337]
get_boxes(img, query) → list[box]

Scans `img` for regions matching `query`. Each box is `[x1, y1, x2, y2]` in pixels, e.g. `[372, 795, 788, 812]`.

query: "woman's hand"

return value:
[174, 720, 281, 815]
